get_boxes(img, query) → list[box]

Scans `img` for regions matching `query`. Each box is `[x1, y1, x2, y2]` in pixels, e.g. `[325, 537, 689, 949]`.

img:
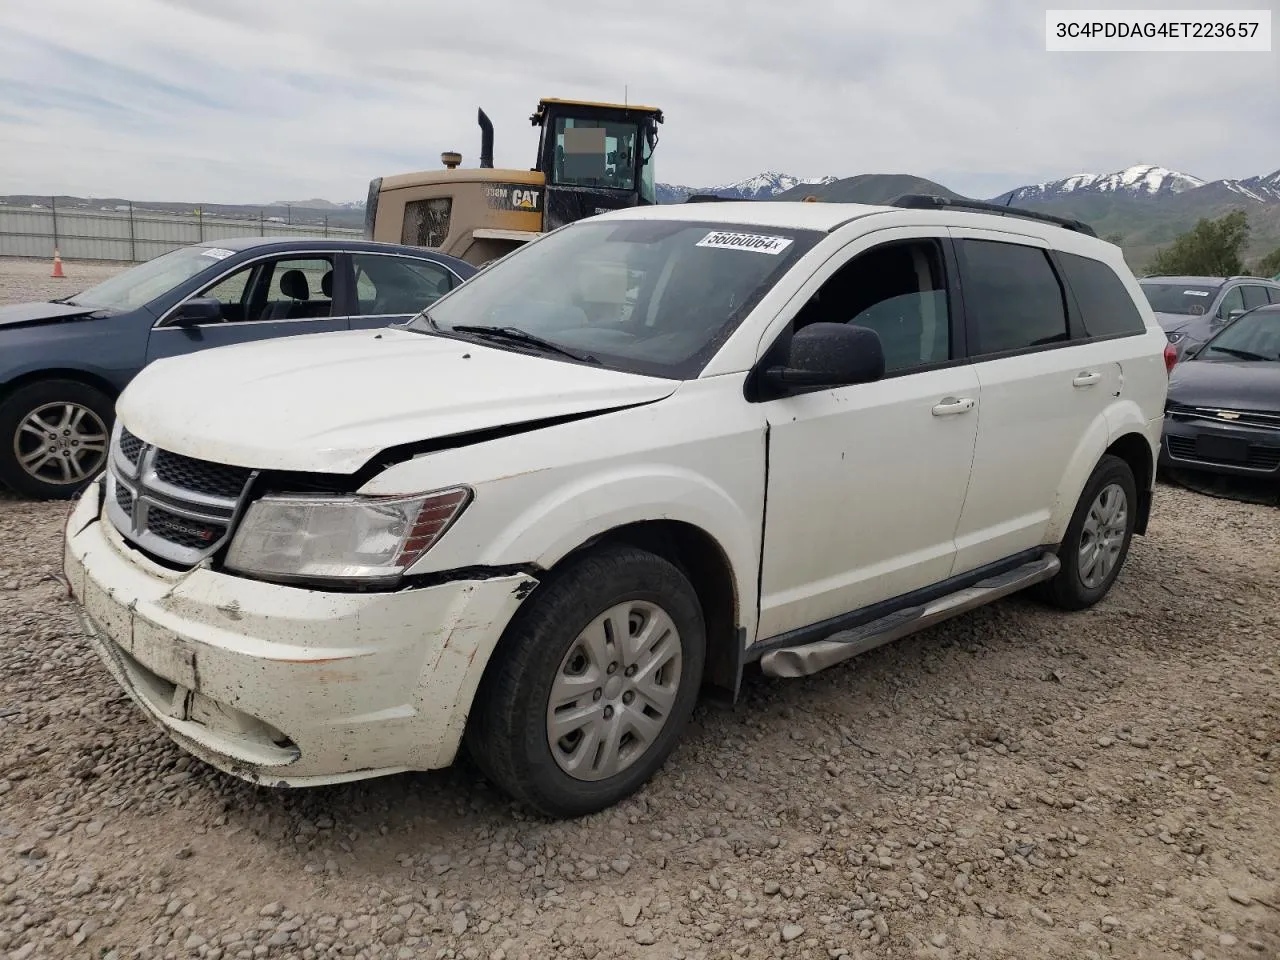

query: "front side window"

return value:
[553, 118, 638, 191]
[1057, 252, 1146, 338]
[1198, 309, 1280, 362]
[353, 255, 456, 315]
[1139, 282, 1220, 315]
[791, 239, 951, 374]
[408, 220, 822, 379]
[960, 239, 1069, 355]
[1216, 286, 1245, 319]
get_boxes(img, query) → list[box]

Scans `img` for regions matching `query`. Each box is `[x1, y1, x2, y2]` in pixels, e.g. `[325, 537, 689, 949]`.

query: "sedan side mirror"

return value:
[762, 322, 886, 390]
[171, 297, 222, 325]
[1227, 308, 1247, 322]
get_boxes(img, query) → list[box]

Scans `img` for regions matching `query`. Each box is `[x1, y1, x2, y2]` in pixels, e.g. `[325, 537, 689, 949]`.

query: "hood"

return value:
[0, 301, 103, 330]
[1153, 311, 1196, 333]
[1167, 359, 1280, 411]
[116, 327, 680, 473]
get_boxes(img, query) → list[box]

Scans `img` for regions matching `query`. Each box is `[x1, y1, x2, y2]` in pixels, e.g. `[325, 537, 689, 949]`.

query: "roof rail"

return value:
[889, 193, 1098, 238]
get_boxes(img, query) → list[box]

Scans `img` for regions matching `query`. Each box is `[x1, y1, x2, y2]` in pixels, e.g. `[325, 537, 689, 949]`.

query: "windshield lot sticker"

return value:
[201, 247, 234, 260]
[1182, 289, 1210, 296]
[696, 231, 794, 255]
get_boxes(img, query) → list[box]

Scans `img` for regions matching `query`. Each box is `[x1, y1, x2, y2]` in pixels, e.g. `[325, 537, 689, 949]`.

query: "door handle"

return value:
[1073, 371, 1101, 387]
[932, 396, 975, 416]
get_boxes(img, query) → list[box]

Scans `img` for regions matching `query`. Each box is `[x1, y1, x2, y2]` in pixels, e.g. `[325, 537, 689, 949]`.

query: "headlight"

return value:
[224, 487, 471, 586]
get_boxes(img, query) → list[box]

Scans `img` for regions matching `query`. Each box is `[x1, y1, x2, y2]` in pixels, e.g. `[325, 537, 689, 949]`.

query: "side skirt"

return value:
[756, 552, 1061, 679]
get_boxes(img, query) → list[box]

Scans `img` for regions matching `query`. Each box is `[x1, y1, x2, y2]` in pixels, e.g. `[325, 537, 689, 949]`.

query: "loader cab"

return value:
[531, 99, 664, 232]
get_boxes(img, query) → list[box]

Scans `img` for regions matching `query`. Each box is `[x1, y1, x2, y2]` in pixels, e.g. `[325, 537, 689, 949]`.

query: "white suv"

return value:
[62, 196, 1171, 818]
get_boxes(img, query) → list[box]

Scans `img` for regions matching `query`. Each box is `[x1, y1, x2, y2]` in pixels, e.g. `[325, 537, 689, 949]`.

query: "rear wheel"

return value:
[1038, 454, 1137, 610]
[0, 380, 113, 499]
[464, 544, 705, 818]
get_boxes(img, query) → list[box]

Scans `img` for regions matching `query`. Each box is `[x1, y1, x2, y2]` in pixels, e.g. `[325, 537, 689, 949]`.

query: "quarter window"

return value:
[352, 255, 457, 316]
[1056, 252, 1146, 338]
[959, 240, 1069, 355]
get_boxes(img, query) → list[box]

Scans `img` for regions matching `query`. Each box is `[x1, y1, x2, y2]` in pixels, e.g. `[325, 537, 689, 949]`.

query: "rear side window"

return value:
[1242, 285, 1270, 311]
[1057, 252, 1146, 338]
[959, 239, 1069, 355]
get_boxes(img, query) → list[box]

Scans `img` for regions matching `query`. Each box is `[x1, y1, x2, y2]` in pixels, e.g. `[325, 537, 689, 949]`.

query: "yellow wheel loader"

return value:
[363, 98, 665, 266]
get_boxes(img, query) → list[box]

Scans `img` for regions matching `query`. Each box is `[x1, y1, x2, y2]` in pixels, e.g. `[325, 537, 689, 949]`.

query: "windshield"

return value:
[409, 219, 822, 379]
[553, 118, 639, 191]
[1140, 282, 1220, 316]
[1197, 309, 1280, 362]
[67, 246, 227, 312]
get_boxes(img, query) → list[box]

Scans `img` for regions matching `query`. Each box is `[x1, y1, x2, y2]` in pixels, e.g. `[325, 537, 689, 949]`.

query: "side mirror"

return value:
[171, 297, 222, 325]
[1227, 309, 1247, 322]
[763, 322, 886, 390]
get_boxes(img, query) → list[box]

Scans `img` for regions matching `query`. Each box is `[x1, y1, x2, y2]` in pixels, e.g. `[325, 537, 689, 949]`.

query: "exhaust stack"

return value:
[478, 108, 494, 169]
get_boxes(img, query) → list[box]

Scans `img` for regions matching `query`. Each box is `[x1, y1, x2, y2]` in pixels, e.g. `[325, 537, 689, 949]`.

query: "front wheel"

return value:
[0, 380, 114, 499]
[1038, 454, 1138, 611]
[464, 544, 706, 818]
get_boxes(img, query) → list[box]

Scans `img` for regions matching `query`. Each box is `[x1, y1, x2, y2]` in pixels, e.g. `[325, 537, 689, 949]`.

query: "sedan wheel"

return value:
[0, 380, 114, 499]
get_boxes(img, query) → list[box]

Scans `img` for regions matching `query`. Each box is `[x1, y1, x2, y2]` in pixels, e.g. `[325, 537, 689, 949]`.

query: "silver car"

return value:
[1139, 275, 1280, 360]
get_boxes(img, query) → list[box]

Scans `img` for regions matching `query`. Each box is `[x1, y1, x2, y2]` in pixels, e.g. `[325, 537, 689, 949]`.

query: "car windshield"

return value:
[408, 219, 822, 379]
[1139, 282, 1220, 315]
[1197, 309, 1280, 362]
[65, 246, 226, 312]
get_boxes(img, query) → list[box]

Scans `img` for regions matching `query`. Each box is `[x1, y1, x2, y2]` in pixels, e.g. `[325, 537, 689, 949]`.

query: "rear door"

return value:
[147, 252, 349, 363]
[346, 252, 465, 330]
[946, 230, 1122, 574]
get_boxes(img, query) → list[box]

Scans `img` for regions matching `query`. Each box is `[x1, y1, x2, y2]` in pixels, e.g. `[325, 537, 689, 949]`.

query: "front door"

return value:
[755, 230, 981, 640]
[147, 253, 350, 363]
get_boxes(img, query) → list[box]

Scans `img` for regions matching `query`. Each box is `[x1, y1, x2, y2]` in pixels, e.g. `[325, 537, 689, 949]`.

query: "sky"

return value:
[0, 0, 1276, 204]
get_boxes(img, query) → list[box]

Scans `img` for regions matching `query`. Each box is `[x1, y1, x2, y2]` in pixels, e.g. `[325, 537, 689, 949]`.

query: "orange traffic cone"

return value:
[51, 249, 65, 278]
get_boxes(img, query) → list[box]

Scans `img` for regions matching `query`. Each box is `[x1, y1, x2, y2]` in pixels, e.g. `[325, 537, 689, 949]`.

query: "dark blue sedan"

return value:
[0, 237, 476, 498]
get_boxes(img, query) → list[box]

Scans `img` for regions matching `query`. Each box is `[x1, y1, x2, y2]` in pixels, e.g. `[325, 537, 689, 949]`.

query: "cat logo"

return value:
[511, 188, 539, 210]
[1216, 410, 1241, 420]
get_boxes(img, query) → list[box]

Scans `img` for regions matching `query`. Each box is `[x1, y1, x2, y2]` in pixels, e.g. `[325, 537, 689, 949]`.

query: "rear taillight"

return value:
[1163, 341, 1178, 374]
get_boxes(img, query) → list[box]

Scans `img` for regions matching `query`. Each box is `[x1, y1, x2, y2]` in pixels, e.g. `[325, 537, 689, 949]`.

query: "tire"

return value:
[464, 544, 706, 819]
[1038, 454, 1138, 611]
[0, 379, 114, 500]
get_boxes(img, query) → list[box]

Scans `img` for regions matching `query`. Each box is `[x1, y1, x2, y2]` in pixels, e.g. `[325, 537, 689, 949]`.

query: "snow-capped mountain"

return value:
[1220, 170, 1280, 203]
[994, 164, 1206, 205]
[657, 171, 836, 204]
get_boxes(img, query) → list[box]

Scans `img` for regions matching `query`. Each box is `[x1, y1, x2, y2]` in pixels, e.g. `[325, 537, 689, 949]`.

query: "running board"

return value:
[758, 552, 1061, 679]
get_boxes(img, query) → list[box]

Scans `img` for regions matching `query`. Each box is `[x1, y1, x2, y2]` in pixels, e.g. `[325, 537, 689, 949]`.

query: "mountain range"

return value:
[656, 163, 1280, 267]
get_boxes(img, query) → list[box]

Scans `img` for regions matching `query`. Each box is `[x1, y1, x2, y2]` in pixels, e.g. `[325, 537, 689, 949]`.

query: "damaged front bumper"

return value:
[62, 476, 537, 787]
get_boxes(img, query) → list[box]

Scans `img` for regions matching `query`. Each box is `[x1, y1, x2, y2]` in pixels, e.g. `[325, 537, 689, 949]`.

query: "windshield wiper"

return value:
[1208, 345, 1269, 361]
[448, 325, 600, 364]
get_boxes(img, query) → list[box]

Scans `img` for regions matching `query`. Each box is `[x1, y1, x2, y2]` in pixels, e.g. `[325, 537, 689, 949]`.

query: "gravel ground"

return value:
[2, 259, 1278, 960]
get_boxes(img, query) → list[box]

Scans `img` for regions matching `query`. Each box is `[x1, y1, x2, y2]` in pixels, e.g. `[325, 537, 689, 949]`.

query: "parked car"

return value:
[0, 238, 476, 498]
[63, 197, 1170, 818]
[1161, 301, 1280, 480]
[1138, 274, 1280, 361]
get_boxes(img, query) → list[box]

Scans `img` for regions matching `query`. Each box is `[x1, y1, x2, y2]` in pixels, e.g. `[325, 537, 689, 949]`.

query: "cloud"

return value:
[0, 0, 1274, 203]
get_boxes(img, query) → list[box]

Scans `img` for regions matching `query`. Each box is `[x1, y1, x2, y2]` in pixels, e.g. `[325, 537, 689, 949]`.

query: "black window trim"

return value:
[951, 236, 1077, 363]
[746, 234, 970, 403]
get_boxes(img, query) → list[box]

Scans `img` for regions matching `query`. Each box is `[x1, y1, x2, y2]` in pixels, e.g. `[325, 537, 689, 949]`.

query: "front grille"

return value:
[153, 450, 252, 499]
[1167, 404, 1280, 431]
[105, 425, 256, 567]
[118, 428, 144, 465]
[1167, 435, 1280, 471]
